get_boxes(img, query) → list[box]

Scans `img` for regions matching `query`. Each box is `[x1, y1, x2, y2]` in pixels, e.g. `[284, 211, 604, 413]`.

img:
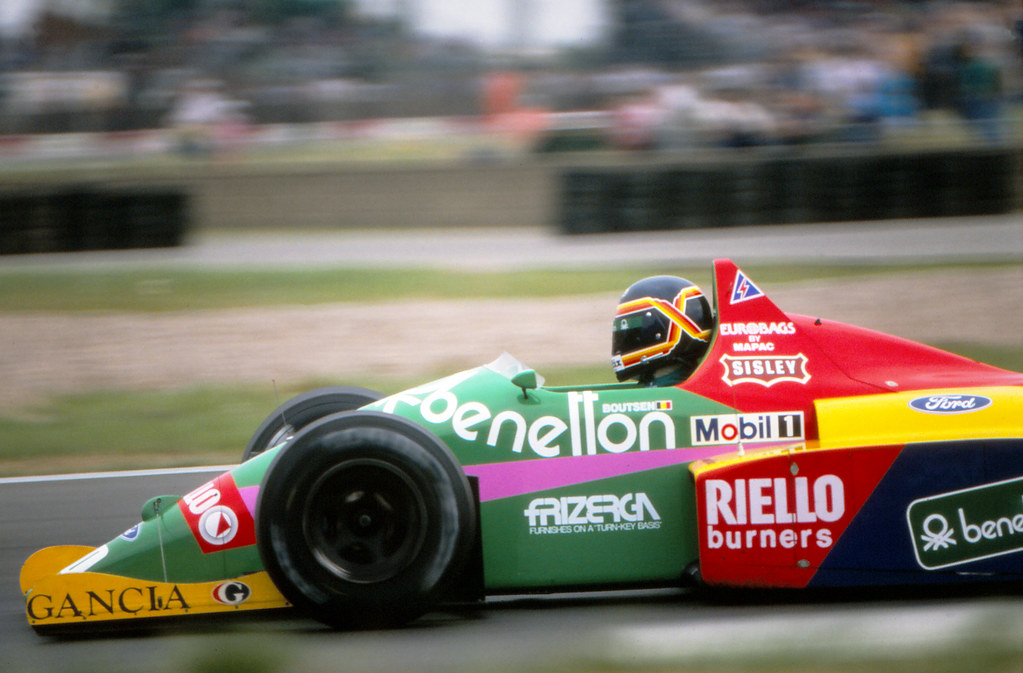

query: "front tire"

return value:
[255, 411, 475, 629]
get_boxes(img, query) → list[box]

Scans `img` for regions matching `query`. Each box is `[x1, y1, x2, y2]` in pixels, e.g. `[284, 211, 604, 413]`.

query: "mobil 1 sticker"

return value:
[690, 411, 804, 447]
[907, 476, 1023, 570]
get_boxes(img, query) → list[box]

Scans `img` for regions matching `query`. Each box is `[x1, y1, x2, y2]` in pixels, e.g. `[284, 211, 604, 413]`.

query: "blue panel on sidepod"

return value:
[808, 439, 1023, 587]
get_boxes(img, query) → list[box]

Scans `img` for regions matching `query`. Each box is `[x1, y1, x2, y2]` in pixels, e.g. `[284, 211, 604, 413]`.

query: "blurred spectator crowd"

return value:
[0, 0, 1020, 154]
[601, 0, 1022, 150]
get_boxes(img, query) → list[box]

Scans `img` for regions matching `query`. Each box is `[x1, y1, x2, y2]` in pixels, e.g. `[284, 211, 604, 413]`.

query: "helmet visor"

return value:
[612, 309, 671, 358]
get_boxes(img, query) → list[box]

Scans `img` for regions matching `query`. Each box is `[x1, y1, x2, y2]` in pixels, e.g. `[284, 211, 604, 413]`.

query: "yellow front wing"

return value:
[22, 546, 290, 629]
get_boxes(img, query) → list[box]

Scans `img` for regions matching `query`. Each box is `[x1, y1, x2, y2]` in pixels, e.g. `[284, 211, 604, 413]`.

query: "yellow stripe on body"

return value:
[815, 386, 1023, 450]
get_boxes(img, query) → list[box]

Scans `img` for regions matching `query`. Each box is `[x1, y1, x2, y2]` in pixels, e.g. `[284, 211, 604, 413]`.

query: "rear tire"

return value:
[255, 411, 475, 629]
[242, 386, 383, 461]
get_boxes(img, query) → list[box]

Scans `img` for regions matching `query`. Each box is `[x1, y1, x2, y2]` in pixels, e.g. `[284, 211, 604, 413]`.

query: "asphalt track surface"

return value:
[3, 216, 1023, 672]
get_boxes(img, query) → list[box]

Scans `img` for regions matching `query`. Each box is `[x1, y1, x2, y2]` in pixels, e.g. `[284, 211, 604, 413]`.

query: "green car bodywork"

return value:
[79, 354, 736, 594]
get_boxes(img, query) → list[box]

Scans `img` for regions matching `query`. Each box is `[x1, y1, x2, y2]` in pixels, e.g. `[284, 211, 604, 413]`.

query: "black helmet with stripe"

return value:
[611, 276, 714, 384]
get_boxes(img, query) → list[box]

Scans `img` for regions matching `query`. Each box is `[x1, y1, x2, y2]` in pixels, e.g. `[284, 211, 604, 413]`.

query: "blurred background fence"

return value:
[1, 142, 1018, 253]
[559, 146, 1018, 233]
[0, 187, 187, 254]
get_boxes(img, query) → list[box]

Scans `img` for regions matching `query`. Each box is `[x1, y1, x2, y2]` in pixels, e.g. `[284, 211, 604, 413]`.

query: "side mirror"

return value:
[141, 495, 180, 522]
[511, 370, 539, 399]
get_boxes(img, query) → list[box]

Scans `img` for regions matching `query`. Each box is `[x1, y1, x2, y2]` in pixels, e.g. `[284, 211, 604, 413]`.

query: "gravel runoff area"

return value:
[1, 266, 1021, 410]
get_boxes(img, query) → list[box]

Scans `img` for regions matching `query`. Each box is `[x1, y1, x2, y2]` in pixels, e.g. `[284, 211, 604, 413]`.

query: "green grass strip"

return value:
[0, 365, 611, 475]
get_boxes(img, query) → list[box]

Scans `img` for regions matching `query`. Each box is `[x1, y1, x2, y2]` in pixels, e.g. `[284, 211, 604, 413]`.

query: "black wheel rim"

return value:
[303, 459, 428, 584]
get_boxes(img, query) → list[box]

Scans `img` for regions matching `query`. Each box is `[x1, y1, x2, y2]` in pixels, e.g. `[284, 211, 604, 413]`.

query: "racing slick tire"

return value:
[242, 386, 383, 461]
[255, 410, 476, 629]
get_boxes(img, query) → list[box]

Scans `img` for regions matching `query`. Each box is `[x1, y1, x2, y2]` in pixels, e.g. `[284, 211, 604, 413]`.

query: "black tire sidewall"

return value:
[256, 411, 474, 628]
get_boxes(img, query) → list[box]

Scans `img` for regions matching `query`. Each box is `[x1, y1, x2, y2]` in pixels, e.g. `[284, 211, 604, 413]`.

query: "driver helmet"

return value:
[611, 276, 714, 384]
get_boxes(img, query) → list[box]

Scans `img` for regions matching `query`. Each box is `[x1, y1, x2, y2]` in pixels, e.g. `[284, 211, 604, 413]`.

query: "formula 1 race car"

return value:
[21, 259, 1023, 633]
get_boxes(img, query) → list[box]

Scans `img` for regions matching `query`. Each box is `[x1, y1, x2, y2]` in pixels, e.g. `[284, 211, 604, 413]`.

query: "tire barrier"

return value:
[558, 149, 1015, 234]
[0, 188, 189, 255]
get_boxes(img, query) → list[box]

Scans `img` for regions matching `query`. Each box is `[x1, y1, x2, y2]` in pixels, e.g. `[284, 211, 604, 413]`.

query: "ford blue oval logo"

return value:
[908, 394, 992, 415]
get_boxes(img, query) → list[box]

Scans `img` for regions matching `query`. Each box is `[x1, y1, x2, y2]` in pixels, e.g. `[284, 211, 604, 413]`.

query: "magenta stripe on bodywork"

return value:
[240, 485, 259, 518]
[239, 447, 764, 505]
[463, 447, 726, 502]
